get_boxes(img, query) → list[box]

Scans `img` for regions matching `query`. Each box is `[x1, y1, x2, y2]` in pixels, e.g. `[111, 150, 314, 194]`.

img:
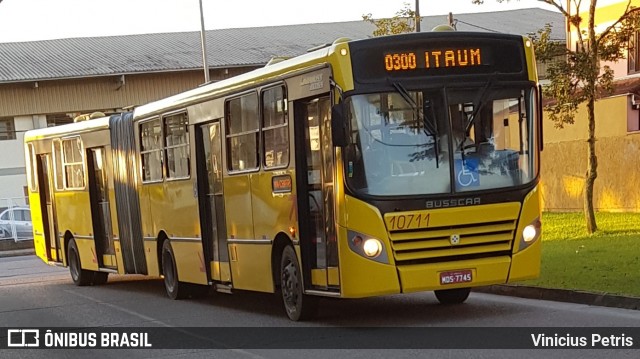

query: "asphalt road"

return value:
[1, 255, 639, 358]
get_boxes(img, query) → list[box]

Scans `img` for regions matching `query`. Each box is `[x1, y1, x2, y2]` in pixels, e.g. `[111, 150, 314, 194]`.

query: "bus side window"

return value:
[61, 137, 85, 189]
[262, 85, 289, 169]
[140, 119, 163, 182]
[163, 112, 190, 179]
[226, 93, 259, 172]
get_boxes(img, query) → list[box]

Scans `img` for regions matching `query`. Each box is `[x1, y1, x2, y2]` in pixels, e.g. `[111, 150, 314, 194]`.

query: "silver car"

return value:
[0, 207, 33, 240]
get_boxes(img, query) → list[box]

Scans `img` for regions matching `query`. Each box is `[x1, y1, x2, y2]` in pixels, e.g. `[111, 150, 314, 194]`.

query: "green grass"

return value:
[521, 212, 640, 297]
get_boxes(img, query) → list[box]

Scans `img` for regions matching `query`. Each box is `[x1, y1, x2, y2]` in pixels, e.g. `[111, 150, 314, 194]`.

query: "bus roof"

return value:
[132, 41, 344, 119]
[24, 115, 111, 142]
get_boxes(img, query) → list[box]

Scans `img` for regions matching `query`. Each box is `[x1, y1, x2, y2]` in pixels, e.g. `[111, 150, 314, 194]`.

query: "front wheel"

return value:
[280, 246, 317, 321]
[434, 288, 471, 305]
[68, 239, 92, 286]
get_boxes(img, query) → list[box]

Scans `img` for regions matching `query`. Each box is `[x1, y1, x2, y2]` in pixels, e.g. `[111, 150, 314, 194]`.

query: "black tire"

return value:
[434, 288, 471, 305]
[68, 239, 92, 286]
[92, 271, 109, 285]
[280, 246, 317, 321]
[161, 240, 188, 300]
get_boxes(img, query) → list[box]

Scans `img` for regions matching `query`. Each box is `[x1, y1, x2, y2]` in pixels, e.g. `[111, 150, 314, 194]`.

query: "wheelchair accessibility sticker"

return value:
[455, 159, 480, 188]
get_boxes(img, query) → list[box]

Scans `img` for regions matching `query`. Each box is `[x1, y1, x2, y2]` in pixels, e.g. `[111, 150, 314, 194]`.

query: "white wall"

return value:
[0, 115, 45, 200]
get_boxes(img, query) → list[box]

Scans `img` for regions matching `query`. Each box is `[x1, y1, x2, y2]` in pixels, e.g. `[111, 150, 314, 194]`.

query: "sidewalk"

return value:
[2, 243, 639, 312]
[474, 285, 640, 311]
[0, 239, 35, 257]
[0, 247, 35, 258]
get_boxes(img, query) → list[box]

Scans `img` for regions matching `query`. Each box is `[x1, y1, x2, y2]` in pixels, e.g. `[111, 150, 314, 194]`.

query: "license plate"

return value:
[439, 269, 473, 285]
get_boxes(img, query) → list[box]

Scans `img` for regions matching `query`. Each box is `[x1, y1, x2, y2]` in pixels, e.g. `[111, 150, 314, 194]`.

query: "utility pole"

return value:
[199, 0, 210, 83]
[415, 0, 421, 32]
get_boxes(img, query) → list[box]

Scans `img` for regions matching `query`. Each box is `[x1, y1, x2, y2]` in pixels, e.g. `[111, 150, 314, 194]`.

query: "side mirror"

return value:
[331, 103, 347, 147]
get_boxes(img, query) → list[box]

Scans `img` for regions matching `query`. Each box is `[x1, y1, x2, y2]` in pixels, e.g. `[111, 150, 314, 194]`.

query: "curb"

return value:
[0, 249, 36, 258]
[474, 285, 640, 311]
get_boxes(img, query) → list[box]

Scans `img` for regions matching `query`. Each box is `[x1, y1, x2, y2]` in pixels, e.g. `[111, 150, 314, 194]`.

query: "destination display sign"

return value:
[349, 33, 528, 83]
[384, 48, 483, 72]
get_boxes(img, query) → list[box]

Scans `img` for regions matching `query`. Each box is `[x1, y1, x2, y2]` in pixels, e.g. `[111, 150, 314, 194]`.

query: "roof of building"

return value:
[0, 8, 564, 84]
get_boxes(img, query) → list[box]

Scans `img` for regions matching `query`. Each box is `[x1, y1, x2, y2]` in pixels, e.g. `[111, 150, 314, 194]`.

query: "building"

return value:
[541, 0, 640, 211]
[0, 8, 564, 204]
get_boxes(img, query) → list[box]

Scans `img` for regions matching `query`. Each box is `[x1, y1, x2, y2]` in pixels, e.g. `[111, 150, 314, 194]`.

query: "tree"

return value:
[474, 0, 640, 234]
[362, 2, 421, 36]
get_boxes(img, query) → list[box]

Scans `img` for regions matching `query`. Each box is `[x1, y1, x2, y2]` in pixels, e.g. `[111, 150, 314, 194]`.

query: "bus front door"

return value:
[86, 147, 116, 269]
[36, 153, 61, 263]
[196, 121, 231, 284]
[294, 96, 339, 292]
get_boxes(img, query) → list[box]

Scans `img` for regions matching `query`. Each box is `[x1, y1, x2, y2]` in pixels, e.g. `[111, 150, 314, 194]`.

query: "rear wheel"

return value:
[162, 240, 189, 299]
[68, 239, 92, 286]
[280, 245, 317, 321]
[434, 288, 471, 304]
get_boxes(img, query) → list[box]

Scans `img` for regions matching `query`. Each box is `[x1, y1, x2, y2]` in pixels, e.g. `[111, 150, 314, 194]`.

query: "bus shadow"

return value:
[91, 276, 521, 325]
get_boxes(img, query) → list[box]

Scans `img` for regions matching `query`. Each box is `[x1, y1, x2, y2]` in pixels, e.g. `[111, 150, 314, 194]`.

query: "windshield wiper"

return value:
[392, 83, 440, 136]
[392, 82, 441, 166]
[457, 80, 493, 154]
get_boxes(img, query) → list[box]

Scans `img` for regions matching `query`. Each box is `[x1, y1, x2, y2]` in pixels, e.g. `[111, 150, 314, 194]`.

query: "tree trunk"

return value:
[584, 0, 598, 234]
[584, 97, 598, 234]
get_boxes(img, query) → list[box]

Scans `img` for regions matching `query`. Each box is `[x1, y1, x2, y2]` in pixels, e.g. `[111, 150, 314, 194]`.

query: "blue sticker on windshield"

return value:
[455, 159, 480, 188]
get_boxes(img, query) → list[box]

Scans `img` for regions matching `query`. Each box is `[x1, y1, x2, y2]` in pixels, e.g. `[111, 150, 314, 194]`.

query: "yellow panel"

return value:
[384, 202, 521, 230]
[220, 262, 231, 282]
[228, 243, 274, 293]
[224, 176, 255, 241]
[55, 191, 94, 239]
[143, 181, 201, 241]
[512, 186, 542, 253]
[338, 226, 400, 298]
[144, 240, 159, 277]
[211, 261, 220, 281]
[210, 261, 232, 282]
[509, 239, 542, 282]
[311, 269, 328, 287]
[28, 191, 49, 263]
[113, 240, 125, 274]
[74, 238, 99, 271]
[250, 170, 297, 248]
[102, 255, 116, 267]
[328, 267, 340, 286]
[523, 37, 537, 83]
[397, 256, 511, 293]
[171, 241, 208, 285]
[330, 42, 355, 92]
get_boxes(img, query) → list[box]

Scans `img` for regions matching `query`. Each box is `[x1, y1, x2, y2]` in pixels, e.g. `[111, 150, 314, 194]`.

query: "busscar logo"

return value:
[7, 329, 40, 347]
[425, 197, 481, 209]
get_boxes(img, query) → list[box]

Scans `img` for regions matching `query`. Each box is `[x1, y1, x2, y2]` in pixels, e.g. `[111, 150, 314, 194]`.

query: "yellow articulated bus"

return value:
[24, 30, 543, 321]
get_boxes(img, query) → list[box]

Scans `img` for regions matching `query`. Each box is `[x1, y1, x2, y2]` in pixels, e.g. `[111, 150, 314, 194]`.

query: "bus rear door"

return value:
[196, 120, 231, 284]
[35, 152, 61, 263]
[86, 147, 116, 269]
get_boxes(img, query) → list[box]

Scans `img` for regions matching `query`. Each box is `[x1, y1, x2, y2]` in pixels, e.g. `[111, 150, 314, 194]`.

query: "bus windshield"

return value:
[344, 85, 538, 196]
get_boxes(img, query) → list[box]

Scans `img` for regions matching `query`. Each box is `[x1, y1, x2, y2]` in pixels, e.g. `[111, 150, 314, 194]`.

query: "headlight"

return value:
[363, 238, 382, 258]
[523, 224, 538, 242]
[519, 217, 541, 250]
[347, 230, 388, 264]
